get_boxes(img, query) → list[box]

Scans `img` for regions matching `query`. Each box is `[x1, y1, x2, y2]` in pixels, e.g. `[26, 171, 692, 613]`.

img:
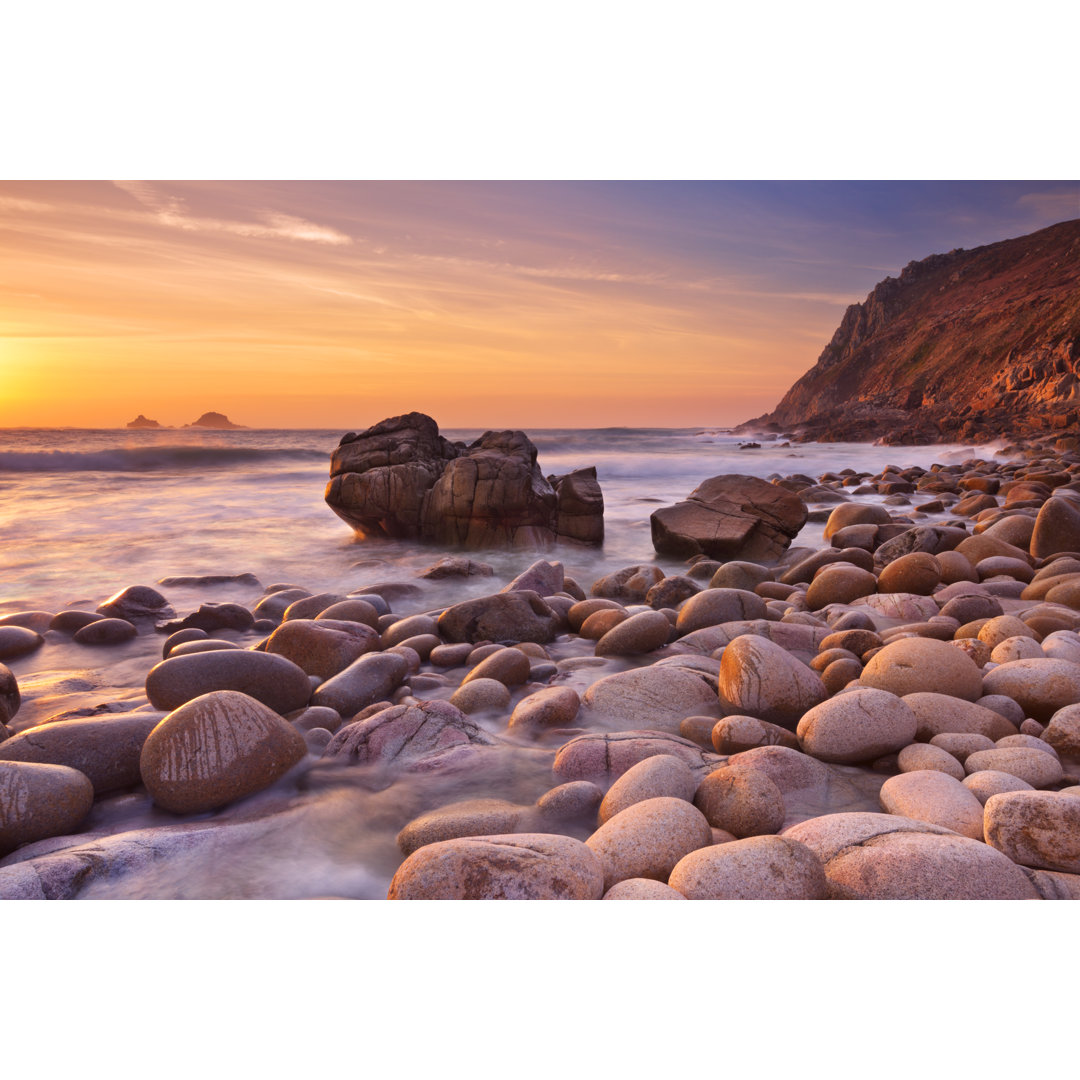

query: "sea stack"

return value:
[186, 412, 245, 429]
[126, 414, 163, 429]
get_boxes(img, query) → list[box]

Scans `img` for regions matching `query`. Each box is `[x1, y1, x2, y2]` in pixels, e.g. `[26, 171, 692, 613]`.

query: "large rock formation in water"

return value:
[325, 412, 604, 548]
[126, 414, 163, 429]
[186, 412, 244, 429]
[744, 218, 1080, 445]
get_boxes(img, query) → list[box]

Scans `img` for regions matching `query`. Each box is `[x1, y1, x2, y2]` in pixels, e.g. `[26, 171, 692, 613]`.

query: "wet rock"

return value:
[162, 602, 255, 634]
[552, 731, 723, 783]
[797, 688, 917, 764]
[1030, 496, 1080, 559]
[727, 745, 828, 795]
[598, 755, 699, 824]
[984, 790, 1080, 873]
[146, 649, 312, 715]
[693, 766, 785, 837]
[0, 761, 95, 855]
[96, 584, 174, 622]
[877, 552, 941, 595]
[387, 833, 605, 899]
[879, 770, 985, 839]
[0, 626, 44, 662]
[595, 610, 671, 656]
[461, 647, 531, 687]
[535, 781, 604, 820]
[266, 619, 379, 680]
[314, 599, 382, 629]
[824, 502, 893, 540]
[717, 635, 826, 728]
[675, 588, 767, 635]
[964, 747, 1064, 788]
[48, 610, 105, 634]
[586, 796, 712, 889]
[581, 665, 718, 733]
[590, 565, 665, 604]
[310, 652, 410, 716]
[963, 769, 1035, 804]
[252, 588, 311, 622]
[509, 686, 580, 731]
[396, 798, 528, 856]
[0, 664, 20, 726]
[0, 713, 162, 793]
[805, 564, 877, 609]
[710, 715, 800, 754]
[668, 835, 827, 899]
[417, 555, 494, 580]
[326, 413, 603, 548]
[139, 691, 306, 814]
[501, 560, 564, 596]
[437, 591, 559, 644]
[784, 812, 1039, 899]
[651, 474, 807, 561]
[645, 575, 700, 609]
[449, 678, 511, 714]
[322, 700, 496, 768]
[290, 706, 342, 735]
[861, 638, 984, 700]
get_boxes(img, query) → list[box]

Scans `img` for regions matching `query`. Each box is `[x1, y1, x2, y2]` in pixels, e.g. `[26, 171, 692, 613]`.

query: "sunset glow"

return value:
[1, 180, 1076, 429]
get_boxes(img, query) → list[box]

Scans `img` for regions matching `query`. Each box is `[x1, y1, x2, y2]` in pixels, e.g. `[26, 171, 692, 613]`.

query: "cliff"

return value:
[744, 218, 1080, 445]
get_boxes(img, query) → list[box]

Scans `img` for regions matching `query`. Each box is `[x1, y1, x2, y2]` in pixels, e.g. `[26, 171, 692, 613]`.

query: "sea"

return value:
[0, 425, 1010, 614]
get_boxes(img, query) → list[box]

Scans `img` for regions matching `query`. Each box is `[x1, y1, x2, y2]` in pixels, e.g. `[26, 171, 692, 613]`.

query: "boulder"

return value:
[796, 688, 917, 763]
[437, 591, 560, 644]
[553, 730, 723, 783]
[717, 635, 826, 728]
[396, 798, 528, 856]
[0, 761, 94, 855]
[650, 474, 807, 561]
[598, 755, 700, 824]
[984, 790, 1080, 873]
[309, 652, 410, 716]
[325, 413, 603, 548]
[96, 584, 174, 622]
[668, 835, 827, 899]
[879, 770, 986, 840]
[266, 619, 379, 680]
[861, 638, 983, 701]
[139, 691, 306, 814]
[982, 659, 1080, 724]
[603, 879, 687, 899]
[1030, 496, 1080, 559]
[387, 833, 605, 899]
[0, 664, 19, 726]
[693, 766, 786, 837]
[581, 665, 718, 733]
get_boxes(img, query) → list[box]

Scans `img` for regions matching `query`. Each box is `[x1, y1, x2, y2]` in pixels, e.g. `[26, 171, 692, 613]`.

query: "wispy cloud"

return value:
[1016, 189, 1080, 221]
[112, 180, 352, 245]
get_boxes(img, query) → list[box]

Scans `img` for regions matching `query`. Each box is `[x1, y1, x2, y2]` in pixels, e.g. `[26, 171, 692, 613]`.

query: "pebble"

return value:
[598, 754, 699, 825]
[535, 781, 604, 820]
[984, 790, 1080, 873]
[139, 690, 307, 814]
[585, 796, 712, 890]
[693, 766, 786, 837]
[726, 744, 829, 795]
[668, 836, 828, 899]
[388, 834, 605, 899]
[581, 665, 718, 733]
[879, 770, 986, 839]
[928, 732, 996, 763]
[796, 688, 917, 764]
[0, 761, 95, 855]
[96, 584, 173, 622]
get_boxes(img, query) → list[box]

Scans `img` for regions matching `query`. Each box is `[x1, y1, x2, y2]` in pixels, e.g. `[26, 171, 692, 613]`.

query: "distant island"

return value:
[126, 414, 164, 429]
[184, 411, 245, 430]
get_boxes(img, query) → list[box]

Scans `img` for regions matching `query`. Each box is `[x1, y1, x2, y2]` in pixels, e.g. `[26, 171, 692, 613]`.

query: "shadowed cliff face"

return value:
[745, 218, 1080, 445]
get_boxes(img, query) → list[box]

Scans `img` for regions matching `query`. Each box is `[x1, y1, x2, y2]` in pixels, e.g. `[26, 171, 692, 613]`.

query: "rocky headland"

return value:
[3, 435, 1080, 899]
[743, 218, 1080, 446]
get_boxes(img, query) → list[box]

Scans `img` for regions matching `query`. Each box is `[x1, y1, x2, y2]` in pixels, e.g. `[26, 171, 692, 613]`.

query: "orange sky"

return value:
[2, 180, 1076, 429]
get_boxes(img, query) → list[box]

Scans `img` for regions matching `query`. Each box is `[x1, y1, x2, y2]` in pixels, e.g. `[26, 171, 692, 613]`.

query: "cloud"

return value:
[112, 180, 352, 245]
[1016, 189, 1080, 221]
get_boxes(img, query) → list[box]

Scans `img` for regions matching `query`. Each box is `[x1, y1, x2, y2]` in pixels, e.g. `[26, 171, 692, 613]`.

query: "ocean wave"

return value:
[0, 445, 329, 473]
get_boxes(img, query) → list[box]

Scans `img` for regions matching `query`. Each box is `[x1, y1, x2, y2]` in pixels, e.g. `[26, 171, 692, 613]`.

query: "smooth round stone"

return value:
[508, 686, 580, 731]
[821, 658, 869, 693]
[693, 767, 785, 837]
[579, 609, 628, 639]
[645, 575, 700, 610]
[48, 610, 104, 634]
[937, 550, 980, 584]
[290, 706, 342, 734]
[990, 636, 1044, 663]
[282, 592, 349, 622]
[978, 615, 1039, 650]
[581, 666, 719, 734]
[862, 637, 983, 700]
[146, 649, 312, 715]
[599, 755, 699, 824]
[977, 556, 1034, 583]
[797, 688, 917, 764]
[428, 642, 473, 668]
[929, 732, 996, 763]
[1043, 703, 1080, 757]
[897, 742, 966, 780]
[824, 503, 893, 540]
[603, 878, 687, 899]
[674, 589, 766, 635]
[388, 833, 605, 900]
[310, 652, 410, 717]
[568, 598, 625, 631]
[1020, 718, 1046, 737]
[0, 712, 162, 793]
[0, 664, 20, 725]
[1041, 633, 1080, 665]
[819, 628, 882, 656]
[139, 690, 307, 814]
[596, 610, 671, 656]
[168, 640, 240, 657]
[879, 770, 985, 839]
[964, 747, 1064, 788]
[854, 592, 940, 621]
[396, 798, 526, 856]
[461, 647, 531, 687]
[949, 637, 991, 667]
[0, 761, 95, 855]
[449, 678, 511, 714]
[668, 835, 827, 899]
[710, 562, 773, 592]
[163, 627, 209, 658]
[997, 733, 1058, 756]
[96, 584, 173, 622]
[0, 611, 55, 634]
[586, 796, 712, 890]
[982, 659, 1080, 723]
[939, 593, 1004, 624]
[536, 781, 604, 820]
[553, 730, 722, 783]
[805, 564, 877, 609]
[0, 626, 44, 661]
[728, 744, 829, 794]
[877, 552, 941, 595]
[963, 769, 1035, 805]
[783, 811, 1039, 899]
[1031, 496, 1080, 559]
[314, 599, 381, 628]
[710, 715, 800, 754]
[985, 790, 1080, 873]
[266, 619, 379, 680]
[718, 635, 826, 729]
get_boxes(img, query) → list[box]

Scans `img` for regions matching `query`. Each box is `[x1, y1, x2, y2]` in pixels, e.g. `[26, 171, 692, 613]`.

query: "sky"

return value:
[1, 180, 1077, 429]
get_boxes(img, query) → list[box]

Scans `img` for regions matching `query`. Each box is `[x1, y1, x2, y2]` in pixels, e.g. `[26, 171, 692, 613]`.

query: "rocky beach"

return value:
[3, 417, 1080, 900]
